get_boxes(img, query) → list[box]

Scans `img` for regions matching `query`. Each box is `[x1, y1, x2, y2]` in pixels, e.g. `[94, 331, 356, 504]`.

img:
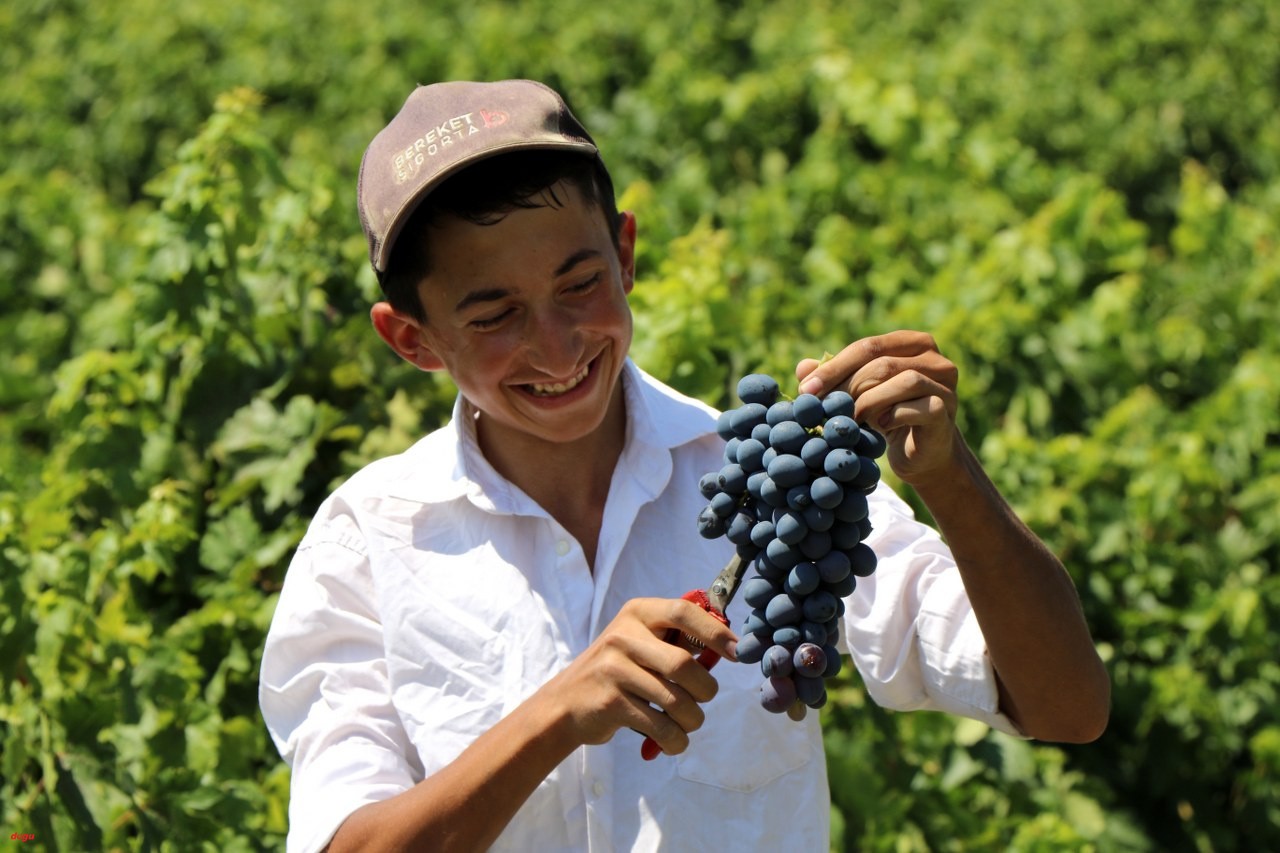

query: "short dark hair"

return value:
[380, 150, 621, 322]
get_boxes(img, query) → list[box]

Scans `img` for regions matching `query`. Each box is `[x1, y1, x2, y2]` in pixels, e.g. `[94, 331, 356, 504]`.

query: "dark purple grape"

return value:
[759, 476, 786, 508]
[795, 673, 826, 707]
[742, 576, 778, 609]
[754, 552, 785, 581]
[815, 551, 851, 584]
[824, 449, 861, 483]
[822, 391, 855, 418]
[709, 491, 737, 518]
[771, 625, 802, 649]
[769, 420, 809, 454]
[793, 643, 827, 678]
[717, 463, 748, 495]
[765, 593, 804, 626]
[697, 506, 726, 539]
[750, 519, 776, 549]
[766, 400, 795, 427]
[760, 675, 797, 713]
[768, 454, 809, 488]
[742, 609, 770, 636]
[822, 644, 843, 678]
[761, 644, 794, 678]
[765, 537, 801, 570]
[726, 511, 756, 545]
[716, 410, 737, 441]
[729, 403, 769, 437]
[737, 374, 780, 406]
[699, 471, 720, 499]
[810, 476, 843, 509]
[785, 485, 814, 511]
[802, 590, 838, 623]
[799, 530, 832, 561]
[851, 457, 880, 491]
[834, 489, 868, 523]
[856, 426, 887, 459]
[801, 436, 830, 470]
[792, 393, 825, 428]
[800, 621, 827, 645]
[736, 632, 768, 664]
[822, 573, 856, 598]
[723, 437, 741, 465]
[735, 438, 768, 472]
[802, 504, 834, 532]
[823, 415, 859, 448]
[775, 511, 808, 546]
[785, 562, 820, 596]
[849, 542, 878, 577]
[830, 521, 863, 551]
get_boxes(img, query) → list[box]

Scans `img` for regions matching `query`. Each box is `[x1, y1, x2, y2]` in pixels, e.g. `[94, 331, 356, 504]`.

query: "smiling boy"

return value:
[260, 79, 1109, 853]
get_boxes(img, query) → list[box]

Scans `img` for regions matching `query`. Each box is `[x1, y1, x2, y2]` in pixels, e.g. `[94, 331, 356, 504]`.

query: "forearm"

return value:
[327, 689, 577, 853]
[909, 434, 1110, 743]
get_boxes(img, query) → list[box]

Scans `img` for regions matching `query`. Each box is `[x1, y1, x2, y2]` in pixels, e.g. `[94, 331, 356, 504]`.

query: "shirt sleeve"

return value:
[839, 484, 1026, 738]
[259, 508, 422, 853]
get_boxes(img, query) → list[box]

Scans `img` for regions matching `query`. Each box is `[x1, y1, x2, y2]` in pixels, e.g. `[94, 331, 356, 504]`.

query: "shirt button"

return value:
[556, 539, 570, 556]
[592, 780, 605, 797]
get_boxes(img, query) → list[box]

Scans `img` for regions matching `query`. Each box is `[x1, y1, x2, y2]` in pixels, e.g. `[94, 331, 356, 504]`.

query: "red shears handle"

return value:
[640, 588, 730, 761]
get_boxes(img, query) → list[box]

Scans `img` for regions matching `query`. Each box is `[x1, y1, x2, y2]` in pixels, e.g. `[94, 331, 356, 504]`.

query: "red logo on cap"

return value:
[479, 109, 508, 128]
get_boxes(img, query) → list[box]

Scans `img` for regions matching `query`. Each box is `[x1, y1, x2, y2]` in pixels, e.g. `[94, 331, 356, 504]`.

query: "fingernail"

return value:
[725, 640, 738, 662]
[799, 377, 822, 395]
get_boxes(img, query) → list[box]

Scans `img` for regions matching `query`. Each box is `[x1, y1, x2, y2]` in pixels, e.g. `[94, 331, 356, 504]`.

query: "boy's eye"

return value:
[470, 309, 513, 330]
[568, 273, 602, 293]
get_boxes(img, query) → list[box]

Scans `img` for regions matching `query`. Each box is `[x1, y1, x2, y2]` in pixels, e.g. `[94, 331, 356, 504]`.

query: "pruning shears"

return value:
[640, 552, 749, 760]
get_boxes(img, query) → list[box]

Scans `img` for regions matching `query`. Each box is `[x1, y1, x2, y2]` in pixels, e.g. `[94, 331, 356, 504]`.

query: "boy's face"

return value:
[407, 181, 636, 449]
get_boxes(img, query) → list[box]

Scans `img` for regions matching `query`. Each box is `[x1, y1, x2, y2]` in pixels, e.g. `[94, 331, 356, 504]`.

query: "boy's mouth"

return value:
[527, 363, 591, 397]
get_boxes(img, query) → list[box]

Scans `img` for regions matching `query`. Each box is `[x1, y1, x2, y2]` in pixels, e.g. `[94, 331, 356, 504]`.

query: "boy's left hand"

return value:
[795, 331, 962, 487]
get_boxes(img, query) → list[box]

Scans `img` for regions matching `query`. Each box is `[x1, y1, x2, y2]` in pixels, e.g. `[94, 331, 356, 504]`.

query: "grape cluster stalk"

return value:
[697, 373, 886, 719]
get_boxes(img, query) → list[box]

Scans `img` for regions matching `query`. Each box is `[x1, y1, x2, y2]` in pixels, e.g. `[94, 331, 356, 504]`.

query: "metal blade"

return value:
[706, 553, 748, 615]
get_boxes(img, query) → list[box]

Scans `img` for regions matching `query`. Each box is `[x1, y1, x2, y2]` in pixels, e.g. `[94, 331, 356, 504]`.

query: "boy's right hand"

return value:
[542, 598, 739, 757]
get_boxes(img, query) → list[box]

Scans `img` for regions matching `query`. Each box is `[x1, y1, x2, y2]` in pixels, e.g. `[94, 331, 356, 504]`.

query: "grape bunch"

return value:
[697, 373, 886, 720]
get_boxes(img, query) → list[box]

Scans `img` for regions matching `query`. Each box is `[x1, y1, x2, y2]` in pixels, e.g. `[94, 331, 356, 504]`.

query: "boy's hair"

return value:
[381, 150, 620, 323]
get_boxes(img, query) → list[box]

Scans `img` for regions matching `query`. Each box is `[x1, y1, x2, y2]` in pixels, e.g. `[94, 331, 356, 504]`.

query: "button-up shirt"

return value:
[259, 361, 1020, 853]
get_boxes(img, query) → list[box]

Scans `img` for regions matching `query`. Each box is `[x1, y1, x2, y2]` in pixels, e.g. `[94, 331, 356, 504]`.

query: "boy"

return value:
[260, 79, 1109, 852]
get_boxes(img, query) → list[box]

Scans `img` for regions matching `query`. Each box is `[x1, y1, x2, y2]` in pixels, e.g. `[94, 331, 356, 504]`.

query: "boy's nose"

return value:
[525, 307, 584, 375]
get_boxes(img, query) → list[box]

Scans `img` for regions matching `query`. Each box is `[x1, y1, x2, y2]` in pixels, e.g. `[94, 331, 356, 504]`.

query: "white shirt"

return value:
[259, 361, 1020, 853]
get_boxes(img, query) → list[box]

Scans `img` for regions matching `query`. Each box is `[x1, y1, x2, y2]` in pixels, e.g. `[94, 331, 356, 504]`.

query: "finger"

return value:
[795, 357, 821, 384]
[636, 638, 722, 704]
[798, 332, 941, 396]
[609, 652, 712, 733]
[872, 396, 954, 437]
[631, 698, 693, 756]
[850, 370, 958, 428]
[646, 598, 740, 663]
[845, 352, 958, 405]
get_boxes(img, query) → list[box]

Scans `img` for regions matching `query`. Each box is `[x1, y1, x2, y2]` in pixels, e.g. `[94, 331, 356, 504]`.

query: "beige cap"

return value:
[357, 79, 603, 277]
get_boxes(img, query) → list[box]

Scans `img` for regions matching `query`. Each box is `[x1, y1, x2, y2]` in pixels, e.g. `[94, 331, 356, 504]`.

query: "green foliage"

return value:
[3, 0, 1279, 849]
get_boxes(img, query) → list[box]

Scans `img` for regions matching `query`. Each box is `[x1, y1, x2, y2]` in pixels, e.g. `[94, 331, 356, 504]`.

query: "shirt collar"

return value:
[385, 359, 720, 508]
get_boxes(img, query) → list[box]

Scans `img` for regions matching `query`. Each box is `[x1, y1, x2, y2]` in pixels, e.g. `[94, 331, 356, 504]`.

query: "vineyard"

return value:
[2, 0, 1279, 849]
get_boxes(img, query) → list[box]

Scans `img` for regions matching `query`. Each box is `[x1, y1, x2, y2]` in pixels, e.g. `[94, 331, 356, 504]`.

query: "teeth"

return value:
[529, 365, 589, 396]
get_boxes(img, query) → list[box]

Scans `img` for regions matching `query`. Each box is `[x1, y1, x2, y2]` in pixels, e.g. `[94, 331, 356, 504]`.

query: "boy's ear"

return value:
[617, 211, 638, 294]
[370, 302, 445, 371]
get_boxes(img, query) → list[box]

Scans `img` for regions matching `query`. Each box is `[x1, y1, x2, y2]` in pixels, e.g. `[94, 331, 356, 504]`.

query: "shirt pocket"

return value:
[674, 664, 815, 793]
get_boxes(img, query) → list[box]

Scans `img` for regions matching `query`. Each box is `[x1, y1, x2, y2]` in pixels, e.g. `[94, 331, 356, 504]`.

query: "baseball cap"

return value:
[357, 79, 605, 278]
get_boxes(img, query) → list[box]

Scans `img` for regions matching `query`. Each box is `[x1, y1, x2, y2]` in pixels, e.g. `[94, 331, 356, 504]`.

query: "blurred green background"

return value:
[2, 0, 1278, 849]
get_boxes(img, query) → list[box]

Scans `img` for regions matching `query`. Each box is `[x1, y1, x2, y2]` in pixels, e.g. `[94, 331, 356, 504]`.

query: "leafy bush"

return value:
[3, 0, 1278, 849]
